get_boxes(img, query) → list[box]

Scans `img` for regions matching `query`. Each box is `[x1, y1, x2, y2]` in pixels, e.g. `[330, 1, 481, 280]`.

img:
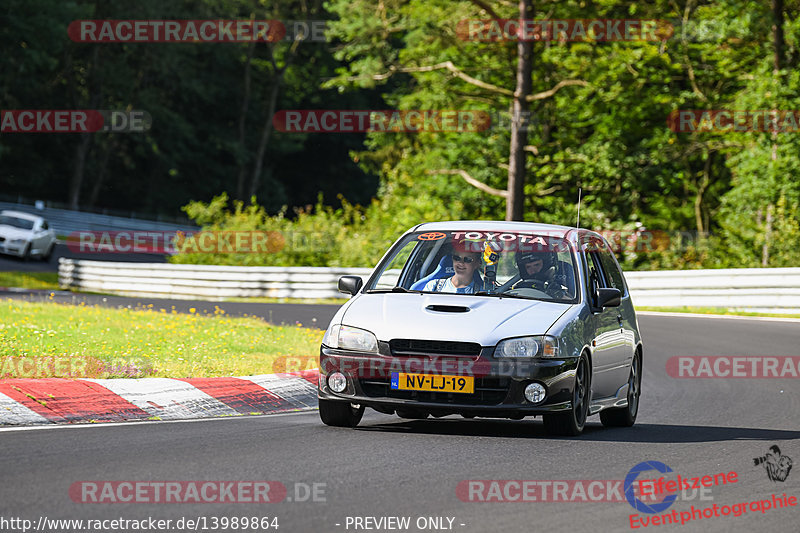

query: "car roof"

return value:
[410, 220, 601, 241]
[0, 210, 43, 222]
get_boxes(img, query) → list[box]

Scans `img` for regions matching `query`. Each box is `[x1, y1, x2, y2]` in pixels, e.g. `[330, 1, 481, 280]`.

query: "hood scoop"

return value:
[425, 304, 471, 313]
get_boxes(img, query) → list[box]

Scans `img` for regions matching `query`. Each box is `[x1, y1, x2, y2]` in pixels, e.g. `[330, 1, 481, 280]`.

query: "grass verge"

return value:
[637, 306, 800, 319]
[0, 271, 60, 290]
[0, 299, 322, 378]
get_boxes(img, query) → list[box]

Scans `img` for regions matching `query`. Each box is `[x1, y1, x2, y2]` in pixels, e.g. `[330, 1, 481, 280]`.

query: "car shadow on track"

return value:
[356, 418, 800, 442]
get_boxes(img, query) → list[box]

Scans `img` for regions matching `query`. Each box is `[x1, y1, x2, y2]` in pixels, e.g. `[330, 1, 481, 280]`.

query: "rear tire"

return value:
[600, 350, 641, 428]
[543, 353, 590, 436]
[319, 398, 365, 428]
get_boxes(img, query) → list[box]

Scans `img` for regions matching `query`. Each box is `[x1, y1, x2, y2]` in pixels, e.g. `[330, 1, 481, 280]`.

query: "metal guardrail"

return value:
[58, 259, 373, 300]
[58, 259, 800, 311]
[624, 268, 800, 312]
[0, 201, 196, 237]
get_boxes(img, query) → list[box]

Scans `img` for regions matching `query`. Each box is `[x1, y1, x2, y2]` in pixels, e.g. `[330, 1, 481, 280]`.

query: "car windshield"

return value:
[366, 230, 579, 303]
[0, 215, 35, 230]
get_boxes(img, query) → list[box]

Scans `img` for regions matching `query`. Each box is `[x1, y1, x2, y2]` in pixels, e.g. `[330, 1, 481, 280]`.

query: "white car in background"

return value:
[0, 210, 57, 260]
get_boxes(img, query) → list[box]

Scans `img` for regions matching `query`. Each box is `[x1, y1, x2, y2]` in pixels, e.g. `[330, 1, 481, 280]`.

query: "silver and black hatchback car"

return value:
[318, 222, 643, 436]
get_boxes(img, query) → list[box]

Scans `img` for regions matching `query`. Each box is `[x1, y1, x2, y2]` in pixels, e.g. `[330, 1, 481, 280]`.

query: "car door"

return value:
[32, 220, 48, 253]
[595, 241, 636, 375]
[583, 241, 629, 398]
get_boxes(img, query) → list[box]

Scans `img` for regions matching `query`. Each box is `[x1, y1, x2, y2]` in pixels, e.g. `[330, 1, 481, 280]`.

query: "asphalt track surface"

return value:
[1, 313, 799, 533]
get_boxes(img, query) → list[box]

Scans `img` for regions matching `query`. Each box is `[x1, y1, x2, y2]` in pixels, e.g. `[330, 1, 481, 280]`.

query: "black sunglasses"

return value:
[452, 254, 476, 264]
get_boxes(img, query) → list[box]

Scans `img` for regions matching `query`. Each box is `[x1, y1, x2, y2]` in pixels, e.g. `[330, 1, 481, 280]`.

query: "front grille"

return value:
[359, 377, 510, 405]
[390, 339, 481, 357]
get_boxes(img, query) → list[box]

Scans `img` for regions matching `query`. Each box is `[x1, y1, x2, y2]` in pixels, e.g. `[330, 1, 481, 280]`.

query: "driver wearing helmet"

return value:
[512, 251, 567, 297]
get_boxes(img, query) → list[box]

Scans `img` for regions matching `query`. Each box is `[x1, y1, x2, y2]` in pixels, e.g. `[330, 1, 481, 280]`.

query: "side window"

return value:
[596, 245, 626, 294]
[584, 250, 606, 307]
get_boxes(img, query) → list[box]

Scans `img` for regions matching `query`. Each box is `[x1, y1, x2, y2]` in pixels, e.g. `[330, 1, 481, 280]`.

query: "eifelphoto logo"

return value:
[629, 495, 797, 529]
[624, 461, 736, 515]
[1, 110, 151, 133]
[668, 109, 800, 133]
[625, 462, 679, 514]
[753, 445, 793, 482]
[456, 19, 673, 42]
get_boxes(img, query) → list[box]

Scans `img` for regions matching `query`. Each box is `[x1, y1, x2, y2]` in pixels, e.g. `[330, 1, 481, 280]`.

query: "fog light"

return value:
[524, 383, 546, 403]
[328, 372, 347, 393]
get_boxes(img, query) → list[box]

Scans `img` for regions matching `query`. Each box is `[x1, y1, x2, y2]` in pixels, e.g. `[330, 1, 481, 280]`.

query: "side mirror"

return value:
[338, 275, 363, 296]
[596, 287, 621, 308]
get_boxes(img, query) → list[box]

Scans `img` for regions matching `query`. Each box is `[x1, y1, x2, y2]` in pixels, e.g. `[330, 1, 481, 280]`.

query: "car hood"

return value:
[341, 293, 572, 346]
[0, 226, 32, 240]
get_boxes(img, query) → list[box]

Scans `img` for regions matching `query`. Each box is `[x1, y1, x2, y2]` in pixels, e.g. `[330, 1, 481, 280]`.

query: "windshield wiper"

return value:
[366, 286, 418, 293]
[474, 291, 533, 300]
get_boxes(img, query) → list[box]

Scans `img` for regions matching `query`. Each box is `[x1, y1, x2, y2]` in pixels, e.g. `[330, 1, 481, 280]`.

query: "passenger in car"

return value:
[423, 250, 482, 293]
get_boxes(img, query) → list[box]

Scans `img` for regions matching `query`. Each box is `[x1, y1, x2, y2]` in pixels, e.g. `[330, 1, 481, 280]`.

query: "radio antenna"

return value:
[576, 187, 582, 228]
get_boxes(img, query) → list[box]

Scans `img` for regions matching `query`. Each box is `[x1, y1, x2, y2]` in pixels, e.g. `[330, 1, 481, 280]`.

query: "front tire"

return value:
[319, 398, 365, 427]
[600, 350, 641, 427]
[543, 354, 590, 436]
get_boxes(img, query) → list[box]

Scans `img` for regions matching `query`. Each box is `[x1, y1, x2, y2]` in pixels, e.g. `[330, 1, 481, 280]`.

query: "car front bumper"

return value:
[318, 346, 579, 417]
[0, 242, 28, 257]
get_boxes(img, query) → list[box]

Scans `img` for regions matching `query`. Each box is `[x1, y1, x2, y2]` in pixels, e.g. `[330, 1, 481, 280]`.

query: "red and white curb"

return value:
[0, 370, 319, 426]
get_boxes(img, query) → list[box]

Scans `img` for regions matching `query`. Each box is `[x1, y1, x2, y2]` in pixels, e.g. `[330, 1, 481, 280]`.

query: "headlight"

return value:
[322, 324, 340, 348]
[9, 239, 26, 245]
[494, 335, 559, 358]
[321, 324, 378, 353]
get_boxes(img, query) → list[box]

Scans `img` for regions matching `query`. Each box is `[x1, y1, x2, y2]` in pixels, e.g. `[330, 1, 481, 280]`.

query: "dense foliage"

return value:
[3, 1, 799, 269]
